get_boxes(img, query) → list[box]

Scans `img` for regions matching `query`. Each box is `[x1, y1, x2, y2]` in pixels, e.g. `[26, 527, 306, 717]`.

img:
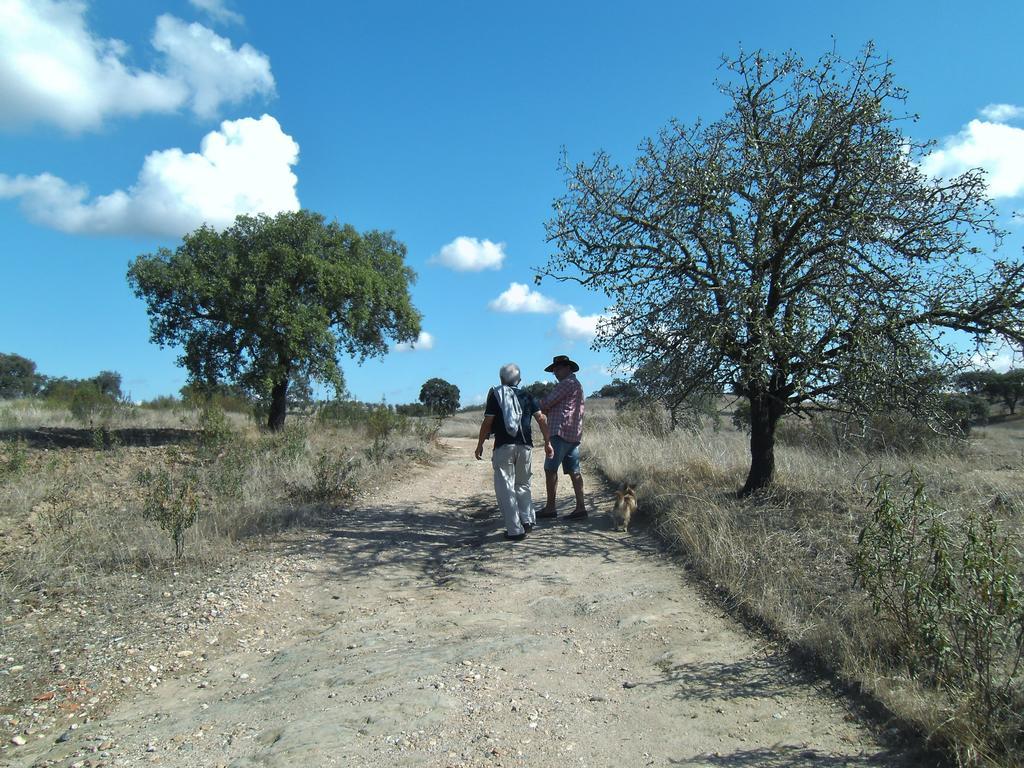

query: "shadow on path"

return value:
[278, 485, 670, 590]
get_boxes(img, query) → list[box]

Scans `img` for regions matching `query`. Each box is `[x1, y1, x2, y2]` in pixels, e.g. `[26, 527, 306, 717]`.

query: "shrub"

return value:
[69, 383, 115, 426]
[365, 405, 407, 462]
[138, 468, 200, 559]
[197, 404, 234, 456]
[854, 474, 1024, 760]
[0, 438, 28, 477]
[306, 451, 359, 503]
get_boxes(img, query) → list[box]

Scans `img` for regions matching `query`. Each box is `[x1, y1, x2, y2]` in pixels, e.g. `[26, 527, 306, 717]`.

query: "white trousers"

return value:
[492, 444, 534, 535]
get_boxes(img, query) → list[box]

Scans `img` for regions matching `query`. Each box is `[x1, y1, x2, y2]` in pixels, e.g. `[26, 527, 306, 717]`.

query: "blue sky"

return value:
[1, 0, 1022, 406]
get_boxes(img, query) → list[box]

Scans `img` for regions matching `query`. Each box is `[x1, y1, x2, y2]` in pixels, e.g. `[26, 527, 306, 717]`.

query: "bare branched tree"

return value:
[542, 44, 1024, 494]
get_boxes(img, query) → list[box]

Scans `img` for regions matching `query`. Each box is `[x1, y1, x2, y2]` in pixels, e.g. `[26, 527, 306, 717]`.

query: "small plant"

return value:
[139, 468, 200, 559]
[269, 423, 307, 461]
[306, 451, 359, 503]
[854, 473, 1024, 756]
[0, 438, 28, 477]
[197, 404, 234, 456]
[365, 405, 407, 463]
[39, 473, 79, 531]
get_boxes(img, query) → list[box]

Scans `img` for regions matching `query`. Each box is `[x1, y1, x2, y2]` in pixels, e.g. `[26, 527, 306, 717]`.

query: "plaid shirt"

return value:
[540, 373, 584, 443]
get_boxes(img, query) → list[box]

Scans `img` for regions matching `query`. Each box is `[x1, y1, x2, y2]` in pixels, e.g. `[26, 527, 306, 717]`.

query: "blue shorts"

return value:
[544, 435, 581, 475]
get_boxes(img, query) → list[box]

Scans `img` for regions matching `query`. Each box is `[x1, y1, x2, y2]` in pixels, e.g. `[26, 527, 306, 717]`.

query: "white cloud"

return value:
[188, 0, 244, 25]
[489, 282, 563, 313]
[980, 104, 1024, 123]
[557, 307, 605, 341]
[432, 236, 506, 271]
[0, 114, 299, 237]
[394, 331, 434, 352]
[0, 1, 273, 132]
[922, 116, 1024, 198]
[153, 15, 273, 119]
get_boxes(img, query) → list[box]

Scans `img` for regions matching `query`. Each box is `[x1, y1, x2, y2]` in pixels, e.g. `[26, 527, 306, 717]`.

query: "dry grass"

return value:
[586, 403, 1024, 766]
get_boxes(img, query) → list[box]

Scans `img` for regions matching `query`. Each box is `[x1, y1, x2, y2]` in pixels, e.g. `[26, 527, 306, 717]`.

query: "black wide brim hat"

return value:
[544, 354, 580, 373]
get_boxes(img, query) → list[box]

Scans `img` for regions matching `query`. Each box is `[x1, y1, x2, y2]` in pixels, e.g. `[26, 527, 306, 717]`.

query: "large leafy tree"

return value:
[129, 210, 421, 430]
[543, 45, 1024, 494]
[0, 353, 43, 399]
[419, 377, 460, 416]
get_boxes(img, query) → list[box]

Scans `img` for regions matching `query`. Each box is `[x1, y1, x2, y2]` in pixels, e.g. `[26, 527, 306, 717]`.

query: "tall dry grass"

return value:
[587, 403, 1024, 766]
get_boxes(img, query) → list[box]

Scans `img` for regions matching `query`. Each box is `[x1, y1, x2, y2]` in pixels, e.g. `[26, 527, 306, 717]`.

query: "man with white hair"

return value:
[475, 363, 554, 541]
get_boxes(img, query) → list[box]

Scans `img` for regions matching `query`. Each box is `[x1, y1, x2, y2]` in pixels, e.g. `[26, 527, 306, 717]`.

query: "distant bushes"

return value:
[729, 392, 990, 455]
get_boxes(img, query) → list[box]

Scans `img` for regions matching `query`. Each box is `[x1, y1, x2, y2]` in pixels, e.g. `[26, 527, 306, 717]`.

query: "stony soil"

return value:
[4, 437, 917, 767]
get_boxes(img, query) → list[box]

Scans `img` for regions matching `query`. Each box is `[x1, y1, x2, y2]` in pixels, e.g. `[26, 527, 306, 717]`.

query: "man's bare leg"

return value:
[570, 472, 586, 514]
[539, 470, 558, 517]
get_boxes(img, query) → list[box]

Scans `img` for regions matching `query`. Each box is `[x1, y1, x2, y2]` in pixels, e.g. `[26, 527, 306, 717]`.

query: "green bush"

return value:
[138, 468, 200, 559]
[197, 404, 234, 456]
[854, 474, 1024, 760]
[365, 405, 407, 462]
[306, 451, 359, 503]
[0, 438, 28, 477]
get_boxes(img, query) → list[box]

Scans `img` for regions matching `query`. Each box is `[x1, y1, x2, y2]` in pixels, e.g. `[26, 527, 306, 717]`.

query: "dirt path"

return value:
[12, 438, 914, 768]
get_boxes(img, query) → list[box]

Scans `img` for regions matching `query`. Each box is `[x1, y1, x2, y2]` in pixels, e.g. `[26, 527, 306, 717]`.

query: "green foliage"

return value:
[69, 383, 115, 426]
[958, 369, 1024, 415]
[592, 379, 640, 401]
[138, 468, 200, 559]
[181, 382, 253, 414]
[128, 210, 421, 430]
[418, 377, 460, 416]
[139, 394, 183, 410]
[854, 474, 1024, 755]
[269, 423, 308, 462]
[0, 438, 28, 478]
[522, 380, 556, 400]
[395, 402, 430, 417]
[306, 451, 360, 504]
[41, 372, 126, 425]
[939, 393, 990, 435]
[0, 353, 43, 399]
[197, 403, 235, 456]
[544, 43, 1021, 492]
[317, 397, 371, 426]
[365, 405, 407, 463]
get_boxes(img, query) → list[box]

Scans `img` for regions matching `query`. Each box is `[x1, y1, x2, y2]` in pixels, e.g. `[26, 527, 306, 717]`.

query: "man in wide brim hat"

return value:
[538, 355, 587, 520]
[543, 354, 579, 374]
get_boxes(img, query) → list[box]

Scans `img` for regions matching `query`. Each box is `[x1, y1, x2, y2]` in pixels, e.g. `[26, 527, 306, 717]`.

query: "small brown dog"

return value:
[612, 483, 637, 532]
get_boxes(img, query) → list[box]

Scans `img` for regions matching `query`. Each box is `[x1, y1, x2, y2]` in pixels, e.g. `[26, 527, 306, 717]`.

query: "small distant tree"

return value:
[91, 370, 123, 400]
[592, 379, 641, 401]
[958, 369, 1024, 415]
[419, 377, 460, 416]
[0, 353, 43, 399]
[128, 210, 421, 431]
[543, 44, 1024, 494]
[522, 380, 556, 400]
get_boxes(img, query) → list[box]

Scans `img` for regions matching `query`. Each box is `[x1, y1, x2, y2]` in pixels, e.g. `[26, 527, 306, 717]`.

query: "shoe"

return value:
[564, 509, 588, 521]
[523, 523, 534, 533]
[536, 508, 557, 519]
[504, 531, 526, 541]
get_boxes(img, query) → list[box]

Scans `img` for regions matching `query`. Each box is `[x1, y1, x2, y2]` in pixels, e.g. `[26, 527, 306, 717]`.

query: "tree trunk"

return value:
[741, 393, 781, 496]
[268, 377, 289, 431]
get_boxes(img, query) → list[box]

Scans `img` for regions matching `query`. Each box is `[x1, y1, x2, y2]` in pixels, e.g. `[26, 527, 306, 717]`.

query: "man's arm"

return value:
[475, 415, 495, 460]
[533, 411, 554, 459]
[540, 378, 572, 412]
